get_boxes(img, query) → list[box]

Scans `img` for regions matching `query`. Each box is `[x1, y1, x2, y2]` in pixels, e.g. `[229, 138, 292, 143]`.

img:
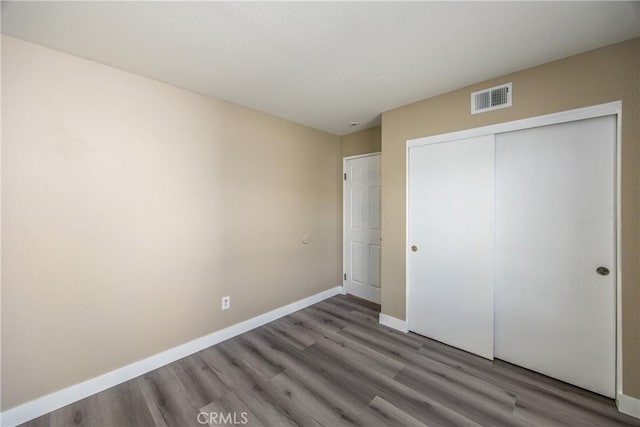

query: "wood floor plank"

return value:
[298, 342, 481, 427]
[97, 379, 158, 427]
[336, 319, 423, 354]
[287, 310, 344, 334]
[370, 378, 483, 427]
[222, 336, 286, 381]
[137, 367, 200, 427]
[278, 314, 404, 378]
[167, 355, 228, 409]
[365, 396, 429, 427]
[452, 358, 635, 426]
[394, 366, 529, 427]
[242, 327, 379, 409]
[341, 326, 517, 411]
[302, 306, 350, 330]
[19, 414, 50, 427]
[268, 370, 362, 426]
[491, 359, 638, 425]
[199, 390, 264, 427]
[20, 294, 640, 427]
[322, 295, 380, 317]
[198, 345, 300, 427]
[416, 337, 496, 373]
[44, 393, 105, 427]
[512, 393, 611, 427]
[315, 301, 424, 350]
[264, 319, 316, 351]
[218, 336, 329, 427]
[417, 342, 639, 426]
[22, 379, 157, 427]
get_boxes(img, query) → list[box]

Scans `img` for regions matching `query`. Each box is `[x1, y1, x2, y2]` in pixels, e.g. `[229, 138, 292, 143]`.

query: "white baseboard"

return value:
[617, 393, 640, 419]
[379, 313, 408, 333]
[339, 285, 347, 295]
[0, 286, 341, 427]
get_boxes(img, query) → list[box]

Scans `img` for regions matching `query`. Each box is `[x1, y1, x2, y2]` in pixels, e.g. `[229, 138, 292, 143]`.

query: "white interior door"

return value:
[344, 154, 381, 303]
[495, 116, 616, 398]
[408, 135, 495, 359]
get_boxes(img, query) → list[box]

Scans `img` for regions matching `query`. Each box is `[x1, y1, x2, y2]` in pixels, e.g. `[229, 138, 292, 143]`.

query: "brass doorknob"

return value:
[411, 245, 418, 252]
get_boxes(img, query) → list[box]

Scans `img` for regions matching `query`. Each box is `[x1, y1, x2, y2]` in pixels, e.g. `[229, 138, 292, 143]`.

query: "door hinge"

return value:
[344, 273, 347, 280]
[344, 173, 347, 181]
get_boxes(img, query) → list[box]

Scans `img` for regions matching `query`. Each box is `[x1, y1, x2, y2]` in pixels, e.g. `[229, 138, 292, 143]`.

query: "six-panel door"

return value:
[344, 155, 382, 303]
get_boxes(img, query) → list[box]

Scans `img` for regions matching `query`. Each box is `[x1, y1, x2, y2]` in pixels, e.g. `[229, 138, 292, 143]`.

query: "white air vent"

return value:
[471, 83, 512, 114]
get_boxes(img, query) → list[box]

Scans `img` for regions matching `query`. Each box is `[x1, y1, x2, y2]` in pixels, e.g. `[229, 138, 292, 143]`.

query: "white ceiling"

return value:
[2, 1, 639, 135]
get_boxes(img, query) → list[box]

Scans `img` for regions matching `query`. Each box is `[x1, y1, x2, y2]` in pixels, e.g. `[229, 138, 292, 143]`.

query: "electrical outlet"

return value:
[221, 296, 230, 310]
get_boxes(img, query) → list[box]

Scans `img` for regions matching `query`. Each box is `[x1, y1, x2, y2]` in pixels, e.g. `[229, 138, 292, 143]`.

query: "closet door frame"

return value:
[406, 101, 622, 399]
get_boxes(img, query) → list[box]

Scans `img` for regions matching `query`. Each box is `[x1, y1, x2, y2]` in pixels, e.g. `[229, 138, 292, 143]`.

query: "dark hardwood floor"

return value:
[23, 295, 640, 427]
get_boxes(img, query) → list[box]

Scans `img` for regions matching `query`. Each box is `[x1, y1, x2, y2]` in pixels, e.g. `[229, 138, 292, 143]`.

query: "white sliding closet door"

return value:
[495, 116, 616, 397]
[408, 135, 495, 359]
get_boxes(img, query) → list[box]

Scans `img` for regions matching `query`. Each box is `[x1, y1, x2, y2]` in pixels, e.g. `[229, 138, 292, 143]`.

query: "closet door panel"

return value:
[408, 135, 495, 359]
[494, 116, 616, 397]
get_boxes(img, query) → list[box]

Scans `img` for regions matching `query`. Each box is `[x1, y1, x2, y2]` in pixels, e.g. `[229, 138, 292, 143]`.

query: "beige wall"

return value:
[340, 126, 381, 158]
[381, 38, 640, 398]
[1, 36, 341, 410]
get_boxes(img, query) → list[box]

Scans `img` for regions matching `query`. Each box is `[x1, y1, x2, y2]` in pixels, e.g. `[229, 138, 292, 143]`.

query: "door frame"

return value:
[406, 101, 622, 398]
[343, 152, 382, 298]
